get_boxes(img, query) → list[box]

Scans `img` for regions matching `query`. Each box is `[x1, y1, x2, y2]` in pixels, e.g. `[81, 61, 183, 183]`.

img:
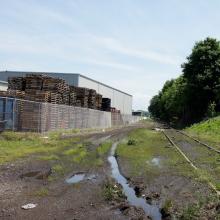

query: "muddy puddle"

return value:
[66, 173, 96, 184]
[20, 168, 52, 180]
[108, 143, 161, 220]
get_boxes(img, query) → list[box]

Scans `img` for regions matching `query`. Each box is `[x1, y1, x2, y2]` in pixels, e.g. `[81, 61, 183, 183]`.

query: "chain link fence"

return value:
[0, 97, 141, 132]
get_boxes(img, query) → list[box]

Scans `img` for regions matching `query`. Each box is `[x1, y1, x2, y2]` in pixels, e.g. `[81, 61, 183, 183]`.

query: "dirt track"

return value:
[0, 122, 220, 220]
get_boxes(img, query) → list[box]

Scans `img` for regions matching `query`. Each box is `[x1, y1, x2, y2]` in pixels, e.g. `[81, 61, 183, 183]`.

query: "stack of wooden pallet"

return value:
[25, 89, 51, 102]
[71, 87, 89, 108]
[2, 74, 108, 111]
[75, 100, 82, 107]
[69, 86, 77, 106]
[42, 77, 70, 93]
[8, 77, 25, 91]
[50, 93, 62, 105]
[41, 77, 70, 105]
[0, 90, 25, 99]
[7, 90, 25, 99]
[25, 74, 45, 90]
[96, 94, 102, 110]
[88, 89, 96, 109]
[102, 98, 111, 111]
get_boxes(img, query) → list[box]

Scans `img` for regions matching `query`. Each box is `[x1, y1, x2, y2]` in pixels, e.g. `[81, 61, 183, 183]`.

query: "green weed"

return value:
[117, 128, 193, 178]
[96, 141, 112, 156]
[52, 164, 64, 175]
[102, 181, 125, 201]
[39, 154, 59, 161]
[33, 187, 49, 197]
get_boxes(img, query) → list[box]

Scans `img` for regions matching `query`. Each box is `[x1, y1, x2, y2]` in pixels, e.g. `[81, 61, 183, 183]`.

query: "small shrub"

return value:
[102, 181, 125, 201]
[103, 182, 115, 201]
[127, 139, 137, 145]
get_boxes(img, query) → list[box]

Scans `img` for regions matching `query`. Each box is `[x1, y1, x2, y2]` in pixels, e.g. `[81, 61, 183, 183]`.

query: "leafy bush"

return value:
[127, 139, 136, 145]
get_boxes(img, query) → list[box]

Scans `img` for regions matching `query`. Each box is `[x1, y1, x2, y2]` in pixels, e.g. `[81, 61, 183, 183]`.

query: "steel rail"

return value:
[175, 129, 220, 154]
[162, 129, 220, 196]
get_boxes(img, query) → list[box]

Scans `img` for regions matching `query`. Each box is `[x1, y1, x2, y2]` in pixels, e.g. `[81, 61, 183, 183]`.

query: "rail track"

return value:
[162, 128, 220, 195]
[176, 130, 220, 154]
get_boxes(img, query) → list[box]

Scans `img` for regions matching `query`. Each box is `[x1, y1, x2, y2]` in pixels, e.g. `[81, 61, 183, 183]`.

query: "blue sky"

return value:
[1, 0, 220, 110]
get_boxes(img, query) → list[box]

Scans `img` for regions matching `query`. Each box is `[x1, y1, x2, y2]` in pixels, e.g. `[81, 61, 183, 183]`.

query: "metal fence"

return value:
[0, 97, 141, 132]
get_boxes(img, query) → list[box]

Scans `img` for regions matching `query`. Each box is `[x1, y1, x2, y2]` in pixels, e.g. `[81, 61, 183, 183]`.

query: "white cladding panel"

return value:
[78, 76, 132, 114]
[0, 82, 7, 91]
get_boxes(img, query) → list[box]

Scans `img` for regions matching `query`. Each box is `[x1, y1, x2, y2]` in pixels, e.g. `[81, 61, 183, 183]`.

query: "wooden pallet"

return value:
[25, 74, 46, 90]
[102, 98, 111, 111]
[8, 77, 25, 91]
[96, 94, 102, 110]
[25, 89, 51, 102]
[42, 77, 70, 94]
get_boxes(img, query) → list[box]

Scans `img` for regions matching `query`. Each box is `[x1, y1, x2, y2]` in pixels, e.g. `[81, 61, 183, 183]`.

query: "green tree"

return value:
[182, 37, 220, 123]
[148, 37, 220, 126]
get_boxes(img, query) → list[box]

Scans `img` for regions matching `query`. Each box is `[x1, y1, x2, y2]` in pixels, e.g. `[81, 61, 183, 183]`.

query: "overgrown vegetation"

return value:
[179, 194, 220, 220]
[96, 141, 112, 156]
[102, 181, 125, 202]
[149, 37, 220, 127]
[185, 116, 220, 148]
[117, 128, 195, 178]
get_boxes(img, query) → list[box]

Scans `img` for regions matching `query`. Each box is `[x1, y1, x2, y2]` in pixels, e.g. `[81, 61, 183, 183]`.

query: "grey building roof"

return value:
[0, 70, 132, 97]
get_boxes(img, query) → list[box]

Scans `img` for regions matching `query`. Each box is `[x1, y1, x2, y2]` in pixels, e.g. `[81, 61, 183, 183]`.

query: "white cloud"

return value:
[0, 32, 139, 72]
[89, 35, 181, 65]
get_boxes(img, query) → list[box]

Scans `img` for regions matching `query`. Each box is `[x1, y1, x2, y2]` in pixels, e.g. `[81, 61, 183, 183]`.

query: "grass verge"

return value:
[117, 128, 195, 178]
[0, 131, 80, 165]
[185, 116, 220, 148]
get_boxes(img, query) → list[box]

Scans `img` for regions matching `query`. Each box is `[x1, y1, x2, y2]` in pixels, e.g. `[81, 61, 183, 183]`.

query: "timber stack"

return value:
[69, 86, 77, 106]
[88, 89, 96, 109]
[8, 77, 25, 90]
[96, 94, 102, 110]
[102, 98, 111, 111]
[1, 74, 114, 111]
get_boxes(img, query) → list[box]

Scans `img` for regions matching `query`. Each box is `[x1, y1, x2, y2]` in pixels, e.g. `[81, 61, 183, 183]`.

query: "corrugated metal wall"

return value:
[78, 76, 132, 114]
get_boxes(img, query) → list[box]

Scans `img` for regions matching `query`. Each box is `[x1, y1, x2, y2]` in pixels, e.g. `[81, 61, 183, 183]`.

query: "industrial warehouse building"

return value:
[0, 71, 132, 114]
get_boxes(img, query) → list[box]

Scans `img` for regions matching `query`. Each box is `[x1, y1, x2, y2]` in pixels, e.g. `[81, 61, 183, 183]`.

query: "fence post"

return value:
[12, 98, 16, 131]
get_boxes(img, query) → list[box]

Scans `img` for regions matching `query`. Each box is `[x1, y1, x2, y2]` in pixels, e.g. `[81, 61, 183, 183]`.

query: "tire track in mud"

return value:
[162, 129, 220, 195]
